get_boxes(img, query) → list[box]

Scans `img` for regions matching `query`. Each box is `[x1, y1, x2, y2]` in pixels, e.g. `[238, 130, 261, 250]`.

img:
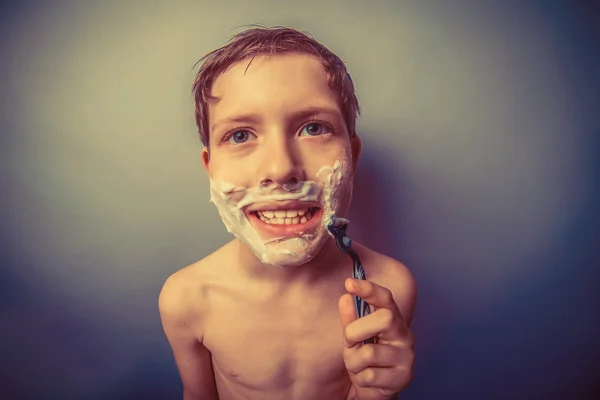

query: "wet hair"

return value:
[192, 25, 361, 147]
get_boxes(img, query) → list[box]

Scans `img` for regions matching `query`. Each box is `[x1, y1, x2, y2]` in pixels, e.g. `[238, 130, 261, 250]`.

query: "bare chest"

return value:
[203, 291, 349, 398]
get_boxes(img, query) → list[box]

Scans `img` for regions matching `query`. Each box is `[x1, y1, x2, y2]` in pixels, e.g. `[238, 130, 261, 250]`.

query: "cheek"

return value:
[208, 153, 252, 186]
[337, 170, 355, 209]
[303, 142, 350, 177]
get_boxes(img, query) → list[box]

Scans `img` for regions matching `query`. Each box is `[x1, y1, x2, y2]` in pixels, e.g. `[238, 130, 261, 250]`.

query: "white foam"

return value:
[208, 151, 353, 267]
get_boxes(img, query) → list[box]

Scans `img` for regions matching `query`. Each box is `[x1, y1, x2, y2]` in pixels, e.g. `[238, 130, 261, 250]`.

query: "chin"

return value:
[256, 232, 329, 268]
[264, 251, 318, 268]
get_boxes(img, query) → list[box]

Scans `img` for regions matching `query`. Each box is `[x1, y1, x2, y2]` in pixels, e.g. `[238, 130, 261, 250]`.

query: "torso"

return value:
[187, 239, 394, 400]
[203, 279, 350, 399]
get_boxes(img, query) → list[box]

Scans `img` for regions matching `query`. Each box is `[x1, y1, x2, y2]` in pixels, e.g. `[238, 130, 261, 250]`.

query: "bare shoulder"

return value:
[158, 240, 236, 335]
[158, 262, 206, 338]
[158, 263, 202, 322]
[353, 242, 418, 327]
[158, 243, 236, 400]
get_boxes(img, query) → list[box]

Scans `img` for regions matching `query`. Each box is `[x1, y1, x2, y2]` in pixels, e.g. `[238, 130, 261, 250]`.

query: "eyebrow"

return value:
[211, 106, 342, 133]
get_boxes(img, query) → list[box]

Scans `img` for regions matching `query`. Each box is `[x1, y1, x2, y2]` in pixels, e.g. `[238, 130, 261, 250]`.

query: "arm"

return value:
[159, 274, 219, 400]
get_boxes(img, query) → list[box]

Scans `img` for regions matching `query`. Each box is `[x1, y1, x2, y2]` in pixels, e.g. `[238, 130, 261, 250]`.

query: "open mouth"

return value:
[246, 206, 323, 237]
[251, 207, 320, 225]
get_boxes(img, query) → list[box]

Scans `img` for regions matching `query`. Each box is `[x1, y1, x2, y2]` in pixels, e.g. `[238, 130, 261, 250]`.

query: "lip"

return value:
[246, 206, 324, 238]
[245, 200, 322, 213]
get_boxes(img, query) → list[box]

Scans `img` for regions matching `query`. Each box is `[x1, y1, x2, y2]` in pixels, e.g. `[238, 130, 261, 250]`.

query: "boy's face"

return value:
[202, 53, 361, 267]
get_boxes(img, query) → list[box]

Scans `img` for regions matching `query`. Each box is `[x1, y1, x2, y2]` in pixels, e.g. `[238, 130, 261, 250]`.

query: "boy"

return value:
[159, 26, 417, 400]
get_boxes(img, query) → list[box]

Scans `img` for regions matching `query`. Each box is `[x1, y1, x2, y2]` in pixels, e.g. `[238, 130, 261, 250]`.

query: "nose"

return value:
[257, 136, 305, 187]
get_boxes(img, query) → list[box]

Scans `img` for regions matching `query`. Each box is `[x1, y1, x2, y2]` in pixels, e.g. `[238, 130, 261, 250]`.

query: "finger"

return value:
[351, 366, 412, 391]
[344, 343, 405, 373]
[344, 308, 399, 347]
[345, 279, 410, 340]
[338, 293, 358, 347]
[345, 278, 405, 320]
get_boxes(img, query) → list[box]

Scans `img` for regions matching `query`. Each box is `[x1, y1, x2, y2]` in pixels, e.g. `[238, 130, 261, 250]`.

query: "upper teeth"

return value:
[258, 209, 308, 218]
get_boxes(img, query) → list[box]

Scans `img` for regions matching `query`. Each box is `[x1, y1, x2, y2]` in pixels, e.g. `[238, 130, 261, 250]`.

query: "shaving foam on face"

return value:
[208, 152, 354, 267]
[317, 155, 354, 237]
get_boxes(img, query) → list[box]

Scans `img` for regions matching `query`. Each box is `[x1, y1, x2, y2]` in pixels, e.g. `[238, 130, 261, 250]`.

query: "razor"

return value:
[326, 217, 375, 345]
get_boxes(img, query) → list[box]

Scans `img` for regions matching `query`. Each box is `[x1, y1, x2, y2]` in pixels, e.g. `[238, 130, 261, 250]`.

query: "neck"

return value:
[234, 236, 349, 287]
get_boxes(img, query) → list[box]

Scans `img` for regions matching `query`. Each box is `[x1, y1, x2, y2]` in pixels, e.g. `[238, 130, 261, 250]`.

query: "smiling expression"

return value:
[202, 53, 361, 267]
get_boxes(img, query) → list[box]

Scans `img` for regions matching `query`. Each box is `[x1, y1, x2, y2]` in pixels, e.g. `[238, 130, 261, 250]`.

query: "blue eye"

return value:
[300, 121, 331, 137]
[227, 130, 253, 144]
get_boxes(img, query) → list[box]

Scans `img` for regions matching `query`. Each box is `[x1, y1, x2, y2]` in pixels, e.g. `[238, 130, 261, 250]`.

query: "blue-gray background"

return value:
[1, 1, 598, 399]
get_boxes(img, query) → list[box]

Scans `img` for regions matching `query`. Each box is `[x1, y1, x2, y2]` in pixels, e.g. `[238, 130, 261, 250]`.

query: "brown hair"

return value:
[192, 25, 361, 147]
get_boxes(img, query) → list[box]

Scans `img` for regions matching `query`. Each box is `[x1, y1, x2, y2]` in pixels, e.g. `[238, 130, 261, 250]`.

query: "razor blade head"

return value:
[326, 219, 347, 235]
[326, 216, 352, 249]
[326, 224, 346, 238]
[328, 217, 349, 230]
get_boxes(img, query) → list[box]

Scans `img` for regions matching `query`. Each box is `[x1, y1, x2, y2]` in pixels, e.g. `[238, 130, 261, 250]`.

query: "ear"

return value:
[350, 134, 362, 174]
[201, 147, 210, 175]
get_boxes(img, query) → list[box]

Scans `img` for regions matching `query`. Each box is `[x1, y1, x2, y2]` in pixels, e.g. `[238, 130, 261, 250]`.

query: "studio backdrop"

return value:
[1, 1, 598, 399]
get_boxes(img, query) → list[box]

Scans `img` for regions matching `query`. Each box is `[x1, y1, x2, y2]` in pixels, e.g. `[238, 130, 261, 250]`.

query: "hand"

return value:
[339, 278, 415, 400]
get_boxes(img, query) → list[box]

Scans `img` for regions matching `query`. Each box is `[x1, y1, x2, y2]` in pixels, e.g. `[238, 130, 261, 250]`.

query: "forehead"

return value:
[209, 53, 340, 122]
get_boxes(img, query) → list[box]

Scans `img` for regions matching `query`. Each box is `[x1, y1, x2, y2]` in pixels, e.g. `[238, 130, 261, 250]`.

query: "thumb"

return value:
[338, 293, 357, 347]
